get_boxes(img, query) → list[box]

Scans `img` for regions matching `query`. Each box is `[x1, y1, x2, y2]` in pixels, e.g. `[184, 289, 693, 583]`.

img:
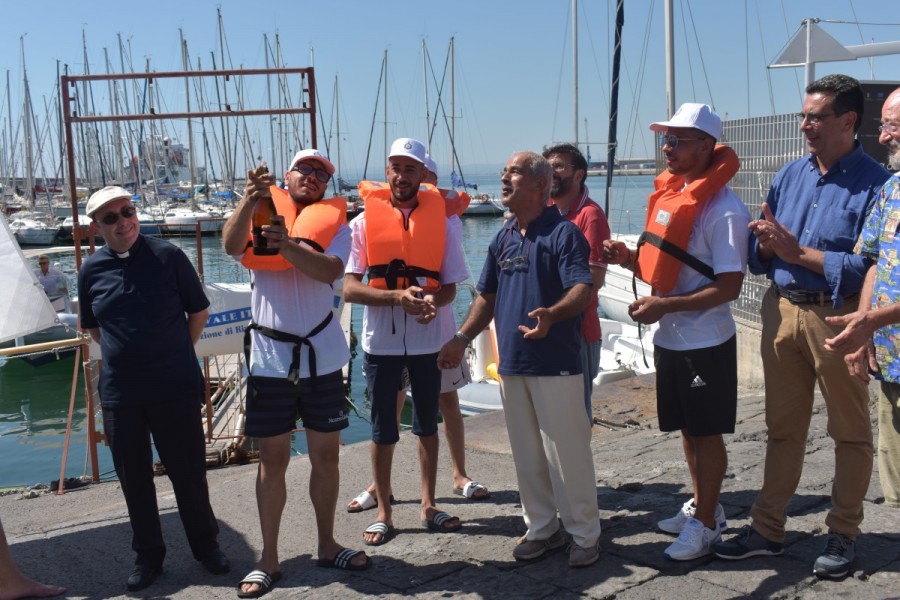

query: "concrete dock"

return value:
[2, 376, 898, 599]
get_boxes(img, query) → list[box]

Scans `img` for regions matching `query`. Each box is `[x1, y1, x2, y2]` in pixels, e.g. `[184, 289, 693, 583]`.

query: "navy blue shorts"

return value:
[655, 336, 737, 436]
[364, 352, 440, 444]
[244, 369, 349, 437]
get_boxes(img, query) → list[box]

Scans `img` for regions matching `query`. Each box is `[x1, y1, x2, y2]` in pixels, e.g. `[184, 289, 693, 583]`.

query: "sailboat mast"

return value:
[665, 0, 675, 117]
[181, 30, 197, 189]
[383, 49, 388, 166]
[450, 36, 455, 169]
[422, 39, 430, 152]
[335, 75, 342, 180]
[605, 0, 625, 215]
[573, 0, 579, 145]
[21, 37, 35, 204]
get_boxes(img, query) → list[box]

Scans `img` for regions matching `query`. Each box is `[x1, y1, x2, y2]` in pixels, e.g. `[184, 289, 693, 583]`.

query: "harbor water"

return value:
[0, 173, 655, 488]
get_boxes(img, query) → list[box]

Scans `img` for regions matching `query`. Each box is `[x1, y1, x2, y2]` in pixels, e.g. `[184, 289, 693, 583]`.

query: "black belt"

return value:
[773, 285, 857, 307]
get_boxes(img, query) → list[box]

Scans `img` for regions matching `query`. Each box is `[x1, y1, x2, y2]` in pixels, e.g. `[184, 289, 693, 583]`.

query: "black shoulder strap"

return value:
[636, 231, 717, 282]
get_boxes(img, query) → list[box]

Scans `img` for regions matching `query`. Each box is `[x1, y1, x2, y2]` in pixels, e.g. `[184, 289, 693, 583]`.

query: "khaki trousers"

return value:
[750, 288, 873, 542]
[878, 381, 900, 508]
[499, 374, 602, 548]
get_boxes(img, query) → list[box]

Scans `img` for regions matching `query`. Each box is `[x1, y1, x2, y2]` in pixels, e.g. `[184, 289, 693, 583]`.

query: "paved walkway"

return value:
[2, 376, 898, 599]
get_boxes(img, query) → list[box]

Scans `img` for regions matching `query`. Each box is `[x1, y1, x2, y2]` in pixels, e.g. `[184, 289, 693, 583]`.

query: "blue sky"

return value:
[2, 0, 899, 181]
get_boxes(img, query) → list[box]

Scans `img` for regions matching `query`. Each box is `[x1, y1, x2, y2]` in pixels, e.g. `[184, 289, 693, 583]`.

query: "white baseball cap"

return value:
[649, 102, 722, 140]
[86, 186, 133, 217]
[423, 153, 438, 176]
[388, 137, 427, 165]
[288, 148, 335, 175]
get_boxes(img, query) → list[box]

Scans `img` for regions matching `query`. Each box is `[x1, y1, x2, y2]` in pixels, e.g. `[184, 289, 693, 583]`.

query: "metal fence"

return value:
[721, 114, 806, 327]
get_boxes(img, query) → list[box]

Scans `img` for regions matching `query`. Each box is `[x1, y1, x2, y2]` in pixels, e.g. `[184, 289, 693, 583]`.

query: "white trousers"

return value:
[500, 374, 601, 548]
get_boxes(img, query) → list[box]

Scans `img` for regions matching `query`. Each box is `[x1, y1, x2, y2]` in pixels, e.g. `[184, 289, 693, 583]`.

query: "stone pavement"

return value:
[2, 375, 898, 599]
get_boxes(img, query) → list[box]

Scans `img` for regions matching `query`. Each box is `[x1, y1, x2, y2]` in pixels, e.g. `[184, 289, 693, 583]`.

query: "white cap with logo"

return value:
[86, 186, 134, 217]
[388, 137, 427, 165]
[649, 102, 722, 140]
[288, 148, 335, 175]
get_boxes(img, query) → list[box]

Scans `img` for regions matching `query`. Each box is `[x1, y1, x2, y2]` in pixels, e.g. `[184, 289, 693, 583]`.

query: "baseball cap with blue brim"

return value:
[388, 138, 427, 165]
[86, 186, 134, 217]
[649, 102, 722, 140]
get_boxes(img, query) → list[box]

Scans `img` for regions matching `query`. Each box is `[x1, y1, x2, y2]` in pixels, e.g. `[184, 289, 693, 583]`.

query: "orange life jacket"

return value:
[241, 186, 347, 270]
[634, 144, 740, 294]
[438, 188, 471, 218]
[358, 180, 446, 292]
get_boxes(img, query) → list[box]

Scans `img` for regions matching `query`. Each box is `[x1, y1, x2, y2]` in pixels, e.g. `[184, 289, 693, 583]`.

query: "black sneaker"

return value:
[812, 533, 855, 580]
[713, 525, 784, 560]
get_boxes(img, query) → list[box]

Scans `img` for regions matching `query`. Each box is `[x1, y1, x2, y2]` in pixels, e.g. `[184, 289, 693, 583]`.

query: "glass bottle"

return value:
[251, 165, 279, 255]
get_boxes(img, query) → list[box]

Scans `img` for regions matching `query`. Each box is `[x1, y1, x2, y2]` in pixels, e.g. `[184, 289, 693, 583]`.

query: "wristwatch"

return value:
[454, 330, 472, 345]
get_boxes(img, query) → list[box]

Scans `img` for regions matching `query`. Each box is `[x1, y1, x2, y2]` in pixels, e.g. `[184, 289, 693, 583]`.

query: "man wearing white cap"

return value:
[604, 103, 750, 560]
[345, 152, 488, 514]
[77, 186, 229, 591]
[223, 149, 369, 596]
[344, 137, 468, 545]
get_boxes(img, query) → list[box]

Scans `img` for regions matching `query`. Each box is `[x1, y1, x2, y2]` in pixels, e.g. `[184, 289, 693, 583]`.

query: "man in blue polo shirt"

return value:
[713, 74, 891, 579]
[78, 186, 229, 591]
[439, 151, 601, 568]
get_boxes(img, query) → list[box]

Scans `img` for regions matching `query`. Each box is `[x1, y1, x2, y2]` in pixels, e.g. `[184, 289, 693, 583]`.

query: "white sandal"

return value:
[347, 490, 377, 513]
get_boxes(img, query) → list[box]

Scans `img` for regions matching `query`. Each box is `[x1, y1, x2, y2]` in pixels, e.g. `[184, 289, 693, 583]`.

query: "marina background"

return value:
[0, 172, 655, 489]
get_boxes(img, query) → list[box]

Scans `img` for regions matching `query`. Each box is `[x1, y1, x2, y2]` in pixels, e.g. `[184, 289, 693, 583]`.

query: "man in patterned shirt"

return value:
[825, 86, 900, 509]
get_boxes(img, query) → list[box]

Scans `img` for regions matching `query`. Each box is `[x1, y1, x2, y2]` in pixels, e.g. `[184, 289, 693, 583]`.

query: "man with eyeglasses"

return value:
[823, 86, 900, 514]
[603, 103, 749, 561]
[713, 74, 891, 580]
[344, 137, 468, 546]
[77, 186, 229, 591]
[542, 143, 611, 421]
[223, 149, 370, 595]
[439, 151, 601, 568]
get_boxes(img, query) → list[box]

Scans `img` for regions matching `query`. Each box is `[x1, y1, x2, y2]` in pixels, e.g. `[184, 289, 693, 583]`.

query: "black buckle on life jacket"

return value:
[367, 260, 440, 290]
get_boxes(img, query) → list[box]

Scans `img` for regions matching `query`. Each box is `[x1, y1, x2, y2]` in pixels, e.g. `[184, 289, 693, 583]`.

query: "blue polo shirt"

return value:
[747, 142, 890, 307]
[78, 235, 210, 407]
[477, 206, 592, 376]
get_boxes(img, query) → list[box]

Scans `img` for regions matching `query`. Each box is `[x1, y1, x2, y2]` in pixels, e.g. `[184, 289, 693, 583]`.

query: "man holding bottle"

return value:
[223, 149, 369, 598]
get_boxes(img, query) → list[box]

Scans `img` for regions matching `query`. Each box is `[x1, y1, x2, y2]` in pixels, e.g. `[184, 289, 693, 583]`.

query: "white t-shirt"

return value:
[238, 225, 352, 379]
[652, 186, 751, 351]
[346, 212, 469, 355]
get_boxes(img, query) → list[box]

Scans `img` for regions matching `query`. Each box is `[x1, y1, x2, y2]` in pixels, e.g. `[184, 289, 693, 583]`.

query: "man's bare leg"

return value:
[440, 390, 489, 498]
[363, 441, 396, 544]
[306, 430, 368, 567]
[240, 433, 290, 596]
[683, 432, 727, 528]
[0, 519, 65, 600]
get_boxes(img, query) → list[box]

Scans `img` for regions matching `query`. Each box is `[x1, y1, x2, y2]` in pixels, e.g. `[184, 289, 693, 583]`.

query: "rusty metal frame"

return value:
[60, 66, 317, 268]
[59, 66, 318, 484]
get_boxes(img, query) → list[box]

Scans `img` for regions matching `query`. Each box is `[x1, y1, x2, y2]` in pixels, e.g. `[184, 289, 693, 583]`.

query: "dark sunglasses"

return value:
[291, 162, 330, 183]
[98, 205, 137, 225]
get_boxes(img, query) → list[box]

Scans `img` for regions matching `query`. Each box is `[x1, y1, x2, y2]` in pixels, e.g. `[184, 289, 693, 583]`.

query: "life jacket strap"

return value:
[243, 311, 334, 386]
[636, 231, 717, 282]
[367, 259, 440, 290]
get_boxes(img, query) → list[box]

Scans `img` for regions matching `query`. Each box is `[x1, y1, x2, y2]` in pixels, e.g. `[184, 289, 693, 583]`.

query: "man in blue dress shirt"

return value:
[713, 74, 891, 579]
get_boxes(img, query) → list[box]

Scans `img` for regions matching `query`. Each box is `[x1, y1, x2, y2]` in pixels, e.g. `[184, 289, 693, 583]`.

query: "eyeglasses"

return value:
[98, 205, 137, 225]
[795, 112, 839, 125]
[549, 162, 576, 172]
[658, 135, 706, 149]
[291, 162, 330, 183]
[498, 255, 529, 271]
[879, 122, 900, 134]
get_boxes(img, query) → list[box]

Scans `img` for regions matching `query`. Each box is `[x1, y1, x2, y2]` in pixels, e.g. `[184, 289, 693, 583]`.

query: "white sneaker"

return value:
[664, 517, 722, 561]
[657, 499, 727, 534]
